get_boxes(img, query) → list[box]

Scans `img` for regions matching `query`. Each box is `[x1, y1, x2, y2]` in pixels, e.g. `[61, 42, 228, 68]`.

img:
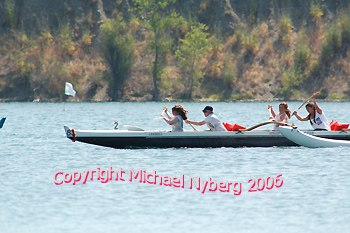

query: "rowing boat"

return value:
[64, 125, 350, 149]
[279, 126, 350, 148]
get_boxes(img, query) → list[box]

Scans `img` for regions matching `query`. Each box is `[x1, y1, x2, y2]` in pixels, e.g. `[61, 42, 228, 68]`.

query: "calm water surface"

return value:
[0, 102, 349, 232]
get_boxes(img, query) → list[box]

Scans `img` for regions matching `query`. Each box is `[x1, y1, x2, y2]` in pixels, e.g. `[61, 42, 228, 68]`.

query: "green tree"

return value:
[100, 14, 135, 101]
[131, 0, 177, 100]
[175, 24, 210, 99]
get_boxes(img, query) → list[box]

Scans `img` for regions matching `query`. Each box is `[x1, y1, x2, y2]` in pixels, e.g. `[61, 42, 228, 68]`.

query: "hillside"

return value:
[0, 0, 349, 101]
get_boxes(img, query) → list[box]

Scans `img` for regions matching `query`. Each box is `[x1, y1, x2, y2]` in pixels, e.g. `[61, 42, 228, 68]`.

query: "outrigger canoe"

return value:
[64, 124, 350, 149]
[279, 126, 350, 148]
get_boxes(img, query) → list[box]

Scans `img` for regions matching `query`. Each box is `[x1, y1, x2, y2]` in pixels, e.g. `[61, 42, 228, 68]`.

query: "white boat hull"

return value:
[64, 125, 350, 149]
[279, 126, 350, 148]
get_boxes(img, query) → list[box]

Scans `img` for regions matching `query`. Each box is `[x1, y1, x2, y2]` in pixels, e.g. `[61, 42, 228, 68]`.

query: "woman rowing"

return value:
[162, 104, 188, 132]
[268, 102, 291, 130]
[293, 92, 330, 131]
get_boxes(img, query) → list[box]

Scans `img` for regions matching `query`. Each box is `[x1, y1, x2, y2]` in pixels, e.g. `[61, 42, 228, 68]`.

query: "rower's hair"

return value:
[172, 104, 188, 120]
[306, 103, 315, 109]
[280, 102, 291, 118]
[306, 103, 316, 121]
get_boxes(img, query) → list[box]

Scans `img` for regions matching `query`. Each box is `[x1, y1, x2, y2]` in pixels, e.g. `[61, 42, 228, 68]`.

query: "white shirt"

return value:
[273, 112, 288, 131]
[170, 115, 183, 132]
[310, 112, 330, 131]
[204, 113, 227, 131]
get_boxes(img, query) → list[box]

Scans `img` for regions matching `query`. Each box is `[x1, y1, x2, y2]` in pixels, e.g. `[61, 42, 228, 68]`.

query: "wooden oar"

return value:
[291, 94, 314, 117]
[268, 107, 273, 120]
[154, 109, 166, 120]
[189, 122, 197, 131]
[269, 108, 273, 119]
[239, 121, 295, 131]
[239, 121, 273, 131]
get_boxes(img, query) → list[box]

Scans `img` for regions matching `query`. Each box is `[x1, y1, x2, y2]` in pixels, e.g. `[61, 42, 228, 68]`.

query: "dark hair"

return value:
[202, 106, 213, 113]
[306, 103, 316, 122]
[280, 102, 291, 118]
[172, 104, 188, 120]
[306, 103, 315, 109]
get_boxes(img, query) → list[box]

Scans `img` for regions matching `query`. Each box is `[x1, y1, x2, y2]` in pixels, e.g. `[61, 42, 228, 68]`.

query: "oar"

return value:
[243, 107, 274, 132]
[268, 107, 273, 120]
[154, 109, 166, 120]
[189, 122, 197, 131]
[291, 94, 314, 117]
[124, 125, 145, 131]
[239, 121, 273, 131]
[239, 121, 295, 131]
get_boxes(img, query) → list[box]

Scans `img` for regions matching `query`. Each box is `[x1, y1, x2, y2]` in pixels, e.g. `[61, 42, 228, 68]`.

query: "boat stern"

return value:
[0, 117, 6, 129]
[64, 125, 76, 142]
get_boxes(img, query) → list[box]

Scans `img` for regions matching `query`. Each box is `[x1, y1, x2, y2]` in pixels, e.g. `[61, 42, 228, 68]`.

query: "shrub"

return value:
[15, 54, 35, 77]
[264, 40, 274, 54]
[59, 23, 76, 56]
[310, 59, 321, 75]
[317, 90, 327, 99]
[295, 43, 311, 69]
[228, 29, 244, 51]
[80, 30, 93, 48]
[231, 92, 254, 100]
[279, 68, 304, 99]
[39, 31, 53, 46]
[327, 27, 342, 49]
[208, 94, 222, 100]
[321, 27, 341, 63]
[330, 93, 341, 100]
[278, 15, 292, 47]
[129, 17, 140, 35]
[281, 52, 293, 68]
[321, 41, 334, 62]
[3, 0, 17, 29]
[258, 22, 269, 39]
[310, 2, 323, 22]
[223, 58, 237, 90]
[101, 14, 136, 100]
[242, 35, 259, 56]
[338, 13, 350, 43]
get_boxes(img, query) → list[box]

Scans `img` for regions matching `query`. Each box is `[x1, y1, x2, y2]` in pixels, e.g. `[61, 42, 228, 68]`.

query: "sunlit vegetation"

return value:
[0, 0, 350, 101]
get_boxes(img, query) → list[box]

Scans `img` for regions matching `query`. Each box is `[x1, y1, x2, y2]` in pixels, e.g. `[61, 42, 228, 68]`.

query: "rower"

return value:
[293, 92, 330, 131]
[268, 102, 291, 131]
[185, 106, 227, 131]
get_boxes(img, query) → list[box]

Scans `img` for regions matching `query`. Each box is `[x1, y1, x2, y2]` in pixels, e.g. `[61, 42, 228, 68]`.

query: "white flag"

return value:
[65, 82, 76, 97]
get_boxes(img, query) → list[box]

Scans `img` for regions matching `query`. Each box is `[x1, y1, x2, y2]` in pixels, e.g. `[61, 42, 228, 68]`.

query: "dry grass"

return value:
[1, 4, 350, 101]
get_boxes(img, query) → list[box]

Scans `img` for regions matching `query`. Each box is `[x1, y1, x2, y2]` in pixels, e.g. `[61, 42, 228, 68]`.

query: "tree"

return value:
[131, 0, 177, 100]
[175, 24, 210, 99]
[100, 14, 135, 101]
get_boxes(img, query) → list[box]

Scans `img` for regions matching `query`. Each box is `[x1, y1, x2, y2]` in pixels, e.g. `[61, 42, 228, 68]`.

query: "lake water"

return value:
[1, 101, 349, 232]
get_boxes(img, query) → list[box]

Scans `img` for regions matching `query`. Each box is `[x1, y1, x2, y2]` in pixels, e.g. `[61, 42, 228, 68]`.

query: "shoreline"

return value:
[0, 98, 348, 103]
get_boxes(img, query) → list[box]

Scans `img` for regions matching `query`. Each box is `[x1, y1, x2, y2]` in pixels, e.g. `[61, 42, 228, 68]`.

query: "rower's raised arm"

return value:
[312, 92, 323, 115]
[268, 105, 276, 118]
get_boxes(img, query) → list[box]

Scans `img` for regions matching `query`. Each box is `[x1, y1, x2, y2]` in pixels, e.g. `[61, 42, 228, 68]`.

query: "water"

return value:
[1, 102, 349, 232]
